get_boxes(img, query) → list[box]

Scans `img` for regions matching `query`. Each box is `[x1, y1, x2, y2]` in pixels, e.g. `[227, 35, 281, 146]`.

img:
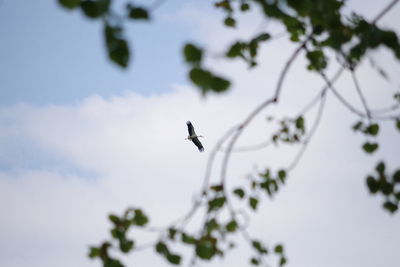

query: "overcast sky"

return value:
[1, 1, 400, 267]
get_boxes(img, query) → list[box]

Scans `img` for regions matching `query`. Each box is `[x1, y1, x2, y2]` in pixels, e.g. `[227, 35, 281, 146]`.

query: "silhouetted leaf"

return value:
[233, 188, 245, 199]
[249, 197, 259, 210]
[279, 256, 287, 266]
[208, 197, 226, 211]
[81, 0, 110, 18]
[119, 239, 134, 253]
[250, 257, 260, 265]
[274, 244, 283, 253]
[196, 238, 217, 260]
[166, 253, 181, 265]
[240, 3, 250, 12]
[396, 119, 400, 131]
[59, 0, 80, 9]
[393, 170, 400, 183]
[109, 214, 120, 224]
[104, 24, 130, 68]
[225, 220, 238, 232]
[184, 44, 203, 65]
[366, 176, 379, 193]
[168, 228, 177, 240]
[210, 75, 231, 92]
[364, 123, 379, 136]
[226, 42, 244, 58]
[252, 240, 268, 254]
[383, 201, 398, 213]
[352, 121, 363, 131]
[306, 50, 327, 71]
[127, 6, 149, 20]
[224, 17, 236, 27]
[278, 170, 287, 184]
[132, 209, 149, 226]
[88, 247, 100, 258]
[155, 241, 169, 255]
[181, 233, 197, 245]
[376, 161, 385, 174]
[362, 142, 378, 153]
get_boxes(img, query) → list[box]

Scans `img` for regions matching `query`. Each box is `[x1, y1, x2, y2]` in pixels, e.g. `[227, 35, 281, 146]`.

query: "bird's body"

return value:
[186, 121, 204, 152]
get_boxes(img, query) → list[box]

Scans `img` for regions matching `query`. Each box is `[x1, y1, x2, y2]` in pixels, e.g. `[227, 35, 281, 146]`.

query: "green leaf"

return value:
[306, 50, 327, 71]
[88, 247, 100, 258]
[376, 161, 385, 174]
[395, 192, 400, 201]
[181, 233, 197, 245]
[208, 197, 226, 211]
[210, 76, 231, 93]
[205, 218, 219, 233]
[133, 209, 149, 226]
[226, 42, 244, 58]
[362, 142, 378, 154]
[81, 0, 110, 18]
[240, 3, 250, 12]
[366, 176, 379, 194]
[393, 170, 400, 183]
[224, 17, 236, 27]
[166, 254, 181, 265]
[183, 43, 203, 65]
[109, 214, 120, 224]
[383, 201, 398, 213]
[364, 123, 379, 136]
[253, 32, 271, 43]
[250, 257, 260, 265]
[274, 244, 283, 253]
[352, 121, 363, 131]
[225, 220, 238, 232]
[278, 170, 287, 184]
[380, 181, 393, 195]
[249, 197, 259, 210]
[168, 228, 177, 240]
[119, 239, 134, 253]
[210, 184, 224, 192]
[128, 6, 150, 20]
[155, 241, 169, 255]
[104, 24, 130, 68]
[58, 0, 80, 9]
[279, 256, 287, 266]
[252, 240, 268, 254]
[196, 238, 217, 260]
[396, 119, 400, 131]
[233, 188, 245, 199]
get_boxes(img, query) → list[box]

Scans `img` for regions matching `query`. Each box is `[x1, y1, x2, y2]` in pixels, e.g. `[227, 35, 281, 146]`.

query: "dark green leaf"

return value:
[393, 170, 400, 183]
[155, 241, 169, 255]
[224, 17, 236, 27]
[183, 44, 203, 65]
[233, 188, 245, 199]
[181, 233, 197, 245]
[396, 119, 400, 131]
[58, 0, 80, 9]
[376, 161, 385, 174]
[208, 197, 226, 211]
[88, 247, 100, 258]
[366, 176, 379, 194]
[133, 209, 149, 226]
[81, 0, 110, 18]
[395, 192, 400, 201]
[104, 258, 124, 267]
[225, 220, 238, 232]
[240, 3, 250, 12]
[205, 219, 219, 233]
[109, 214, 120, 224]
[128, 6, 149, 20]
[166, 254, 181, 265]
[104, 24, 130, 68]
[278, 170, 287, 184]
[210, 75, 231, 93]
[380, 181, 393, 195]
[352, 121, 363, 131]
[280, 256, 287, 266]
[252, 240, 268, 254]
[119, 239, 134, 253]
[210, 184, 224, 192]
[364, 123, 379, 136]
[383, 201, 398, 213]
[253, 32, 271, 43]
[250, 257, 260, 265]
[306, 50, 327, 71]
[274, 244, 283, 253]
[362, 142, 378, 154]
[226, 42, 244, 58]
[249, 197, 259, 210]
[168, 228, 177, 240]
[196, 238, 217, 260]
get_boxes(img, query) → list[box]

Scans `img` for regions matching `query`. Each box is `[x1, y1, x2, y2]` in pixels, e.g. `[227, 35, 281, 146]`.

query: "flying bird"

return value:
[185, 121, 204, 152]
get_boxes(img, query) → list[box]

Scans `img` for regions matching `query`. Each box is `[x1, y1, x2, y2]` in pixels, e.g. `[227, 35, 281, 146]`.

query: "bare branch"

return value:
[351, 71, 372, 121]
[372, 0, 400, 24]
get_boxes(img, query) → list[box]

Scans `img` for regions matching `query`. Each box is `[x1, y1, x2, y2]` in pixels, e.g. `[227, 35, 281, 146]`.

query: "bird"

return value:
[185, 121, 204, 152]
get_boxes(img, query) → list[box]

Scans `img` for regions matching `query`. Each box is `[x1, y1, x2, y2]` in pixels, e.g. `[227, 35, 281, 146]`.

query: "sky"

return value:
[1, 1, 400, 267]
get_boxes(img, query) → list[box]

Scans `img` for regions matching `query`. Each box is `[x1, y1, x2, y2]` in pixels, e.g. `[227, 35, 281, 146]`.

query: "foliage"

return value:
[57, 0, 400, 266]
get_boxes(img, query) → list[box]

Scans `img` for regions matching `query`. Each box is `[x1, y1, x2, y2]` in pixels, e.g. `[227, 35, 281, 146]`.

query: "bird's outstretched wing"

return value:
[192, 137, 204, 152]
[186, 121, 195, 136]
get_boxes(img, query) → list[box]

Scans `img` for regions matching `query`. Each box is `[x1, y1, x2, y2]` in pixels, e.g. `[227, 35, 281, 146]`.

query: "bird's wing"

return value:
[192, 137, 204, 152]
[186, 121, 195, 136]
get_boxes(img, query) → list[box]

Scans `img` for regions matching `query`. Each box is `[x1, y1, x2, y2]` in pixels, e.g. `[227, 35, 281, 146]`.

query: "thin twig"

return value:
[351, 71, 372, 121]
[372, 0, 400, 24]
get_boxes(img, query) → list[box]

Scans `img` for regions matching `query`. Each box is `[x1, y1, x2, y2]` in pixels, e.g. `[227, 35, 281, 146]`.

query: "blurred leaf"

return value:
[226, 42, 244, 58]
[396, 119, 400, 131]
[362, 142, 378, 154]
[58, 0, 80, 9]
[274, 244, 283, 253]
[376, 161, 385, 174]
[241, 3, 250, 12]
[104, 24, 130, 68]
[109, 214, 120, 224]
[225, 220, 238, 232]
[252, 240, 268, 254]
[233, 188, 245, 199]
[132, 209, 149, 226]
[250, 257, 260, 265]
[155, 241, 169, 255]
[352, 121, 363, 131]
[168, 228, 177, 240]
[181, 233, 197, 245]
[364, 123, 379, 136]
[249, 197, 259, 210]
[306, 50, 327, 71]
[119, 239, 134, 253]
[208, 196, 226, 211]
[127, 6, 150, 20]
[393, 170, 400, 183]
[88, 247, 100, 258]
[383, 201, 398, 213]
[166, 254, 181, 265]
[196, 238, 217, 260]
[278, 169, 287, 184]
[81, 0, 110, 18]
[280, 256, 287, 266]
[366, 176, 379, 194]
[183, 44, 203, 65]
[210, 184, 224, 192]
[224, 17, 236, 27]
